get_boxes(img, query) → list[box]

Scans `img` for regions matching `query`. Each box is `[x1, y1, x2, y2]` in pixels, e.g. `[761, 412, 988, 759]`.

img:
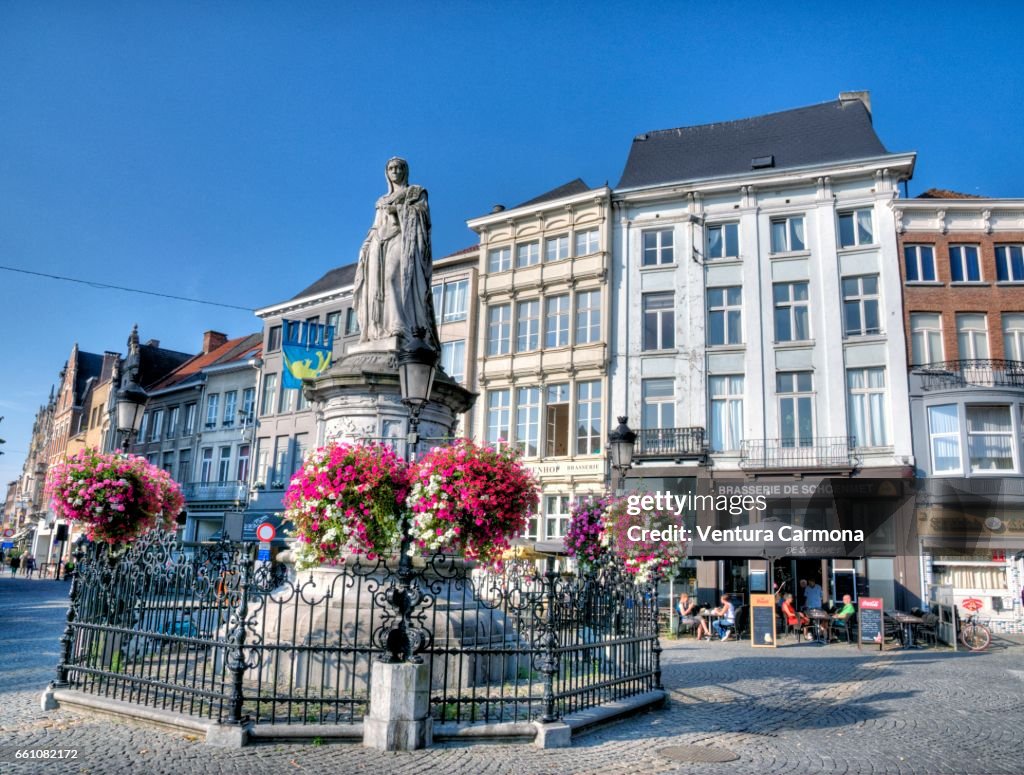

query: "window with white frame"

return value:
[241, 388, 255, 423]
[150, 409, 164, 441]
[516, 387, 540, 457]
[254, 439, 269, 486]
[432, 279, 468, 322]
[642, 378, 675, 429]
[486, 390, 511, 448]
[516, 299, 540, 352]
[524, 500, 541, 542]
[1003, 314, 1024, 362]
[200, 447, 214, 484]
[904, 245, 937, 282]
[545, 234, 569, 262]
[770, 215, 806, 253]
[267, 326, 282, 352]
[847, 367, 889, 447]
[777, 372, 814, 447]
[326, 311, 340, 338]
[910, 313, 944, 365]
[928, 404, 962, 474]
[842, 275, 881, 336]
[279, 382, 296, 414]
[546, 383, 570, 456]
[516, 241, 539, 268]
[184, 403, 196, 435]
[576, 381, 602, 455]
[707, 223, 739, 260]
[996, 245, 1024, 282]
[642, 228, 674, 266]
[178, 449, 191, 482]
[709, 375, 744, 452]
[260, 373, 277, 416]
[272, 436, 290, 486]
[707, 286, 743, 346]
[575, 229, 599, 256]
[486, 304, 511, 356]
[956, 313, 989, 359]
[575, 290, 600, 344]
[223, 391, 237, 427]
[293, 433, 309, 475]
[967, 405, 1014, 472]
[162, 451, 174, 475]
[138, 412, 149, 443]
[544, 494, 571, 540]
[838, 208, 874, 248]
[167, 406, 179, 439]
[217, 446, 231, 482]
[950, 245, 982, 282]
[642, 292, 675, 351]
[205, 394, 219, 429]
[440, 340, 466, 383]
[345, 307, 359, 335]
[545, 295, 570, 348]
[773, 281, 810, 342]
[488, 246, 511, 273]
[236, 444, 250, 483]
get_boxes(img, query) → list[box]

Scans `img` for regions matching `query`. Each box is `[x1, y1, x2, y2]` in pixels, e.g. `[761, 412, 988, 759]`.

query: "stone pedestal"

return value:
[363, 661, 432, 751]
[309, 343, 475, 450]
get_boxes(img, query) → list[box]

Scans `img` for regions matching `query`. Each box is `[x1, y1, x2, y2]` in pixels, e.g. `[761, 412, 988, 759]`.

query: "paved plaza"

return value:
[2, 577, 1023, 775]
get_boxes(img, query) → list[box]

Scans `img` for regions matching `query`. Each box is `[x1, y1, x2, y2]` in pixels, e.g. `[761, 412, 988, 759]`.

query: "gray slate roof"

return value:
[617, 99, 890, 190]
[291, 263, 358, 301]
[514, 178, 591, 209]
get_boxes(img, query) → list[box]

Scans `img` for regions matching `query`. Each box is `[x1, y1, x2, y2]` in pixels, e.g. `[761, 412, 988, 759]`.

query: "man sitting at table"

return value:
[804, 579, 823, 610]
[832, 594, 855, 621]
[781, 593, 813, 640]
[711, 595, 736, 641]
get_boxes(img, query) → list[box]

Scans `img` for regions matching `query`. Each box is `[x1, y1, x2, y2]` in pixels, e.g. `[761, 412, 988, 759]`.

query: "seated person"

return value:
[677, 593, 699, 635]
[781, 593, 812, 640]
[832, 594, 856, 623]
[711, 595, 737, 641]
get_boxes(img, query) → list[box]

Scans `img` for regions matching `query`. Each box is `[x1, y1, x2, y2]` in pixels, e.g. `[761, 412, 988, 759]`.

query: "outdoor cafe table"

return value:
[807, 608, 832, 645]
[889, 611, 926, 649]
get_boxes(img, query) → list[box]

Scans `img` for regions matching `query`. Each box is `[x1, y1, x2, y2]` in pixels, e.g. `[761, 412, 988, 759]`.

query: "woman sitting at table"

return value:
[676, 593, 700, 636]
[781, 593, 813, 640]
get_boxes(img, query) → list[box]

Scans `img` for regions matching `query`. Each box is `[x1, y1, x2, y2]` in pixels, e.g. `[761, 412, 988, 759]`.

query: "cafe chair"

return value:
[835, 612, 857, 644]
[731, 605, 749, 641]
[914, 612, 938, 647]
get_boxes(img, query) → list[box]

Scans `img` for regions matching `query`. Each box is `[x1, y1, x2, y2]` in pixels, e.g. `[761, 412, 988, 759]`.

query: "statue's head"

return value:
[385, 157, 409, 191]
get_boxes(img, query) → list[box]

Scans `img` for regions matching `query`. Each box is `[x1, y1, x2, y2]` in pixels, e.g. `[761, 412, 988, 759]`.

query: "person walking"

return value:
[24, 554, 36, 578]
[9, 554, 21, 576]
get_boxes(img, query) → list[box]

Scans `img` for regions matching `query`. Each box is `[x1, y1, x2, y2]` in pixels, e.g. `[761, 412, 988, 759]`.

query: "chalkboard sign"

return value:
[858, 597, 884, 651]
[749, 593, 777, 648]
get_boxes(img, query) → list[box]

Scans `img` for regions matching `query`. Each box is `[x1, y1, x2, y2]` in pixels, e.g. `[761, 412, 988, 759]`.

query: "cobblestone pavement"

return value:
[2, 577, 1023, 775]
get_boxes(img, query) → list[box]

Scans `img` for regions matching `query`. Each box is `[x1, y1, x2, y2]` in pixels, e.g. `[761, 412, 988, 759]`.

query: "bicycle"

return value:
[959, 612, 991, 651]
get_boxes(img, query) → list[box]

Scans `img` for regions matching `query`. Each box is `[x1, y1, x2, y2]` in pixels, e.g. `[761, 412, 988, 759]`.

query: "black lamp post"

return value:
[115, 378, 148, 449]
[608, 416, 637, 495]
[382, 328, 439, 664]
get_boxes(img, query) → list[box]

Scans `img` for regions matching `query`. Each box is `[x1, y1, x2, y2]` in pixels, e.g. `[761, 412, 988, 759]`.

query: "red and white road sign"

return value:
[2, 528, 13, 538]
[255, 522, 276, 542]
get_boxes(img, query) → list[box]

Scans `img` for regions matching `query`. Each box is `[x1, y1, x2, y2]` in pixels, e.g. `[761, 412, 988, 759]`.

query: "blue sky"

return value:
[2, 1, 1022, 488]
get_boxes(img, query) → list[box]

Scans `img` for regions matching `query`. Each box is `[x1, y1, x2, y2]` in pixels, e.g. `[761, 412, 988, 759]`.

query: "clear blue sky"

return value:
[2, 1, 1022, 489]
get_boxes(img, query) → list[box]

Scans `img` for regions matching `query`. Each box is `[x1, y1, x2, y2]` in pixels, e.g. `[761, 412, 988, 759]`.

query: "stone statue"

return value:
[353, 157, 439, 350]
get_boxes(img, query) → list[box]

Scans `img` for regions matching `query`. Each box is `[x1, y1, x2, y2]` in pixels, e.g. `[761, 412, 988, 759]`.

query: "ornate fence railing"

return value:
[914, 359, 1024, 391]
[739, 436, 857, 469]
[54, 531, 660, 728]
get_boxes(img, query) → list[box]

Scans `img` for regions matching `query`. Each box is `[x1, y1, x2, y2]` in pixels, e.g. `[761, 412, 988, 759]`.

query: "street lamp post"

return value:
[384, 328, 438, 663]
[608, 416, 637, 496]
[115, 378, 148, 450]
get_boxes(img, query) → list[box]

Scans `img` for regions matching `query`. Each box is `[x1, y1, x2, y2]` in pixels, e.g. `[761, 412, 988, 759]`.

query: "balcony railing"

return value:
[182, 481, 248, 503]
[634, 427, 707, 459]
[739, 437, 856, 470]
[916, 359, 1024, 391]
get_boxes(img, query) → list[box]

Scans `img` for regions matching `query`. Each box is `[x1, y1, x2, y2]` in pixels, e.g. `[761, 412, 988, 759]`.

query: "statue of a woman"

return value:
[353, 157, 439, 350]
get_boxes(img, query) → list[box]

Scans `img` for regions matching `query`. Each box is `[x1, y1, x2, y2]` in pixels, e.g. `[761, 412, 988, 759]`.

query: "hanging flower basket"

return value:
[564, 494, 616, 570]
[46, 448, 184, 545]
[284, 442, 408, 570]
[406, 440, 539, 563]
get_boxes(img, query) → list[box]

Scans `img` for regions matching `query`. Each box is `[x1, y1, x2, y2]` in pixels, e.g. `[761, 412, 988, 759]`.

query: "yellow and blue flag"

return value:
[281, 319, 334, 389]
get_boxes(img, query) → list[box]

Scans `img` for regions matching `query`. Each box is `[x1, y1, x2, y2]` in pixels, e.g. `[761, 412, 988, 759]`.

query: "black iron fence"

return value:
[54, 531, 660, 728]
[739, 436, 857, 469]
[915, 359, 1024, 391]
[634, 427, 706, 459]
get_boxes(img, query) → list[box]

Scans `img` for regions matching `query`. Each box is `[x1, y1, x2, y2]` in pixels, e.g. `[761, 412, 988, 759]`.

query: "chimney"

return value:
[202, 330, 228, 354]
[839, 90, 871, 120]
[144, 339, 160, 348]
